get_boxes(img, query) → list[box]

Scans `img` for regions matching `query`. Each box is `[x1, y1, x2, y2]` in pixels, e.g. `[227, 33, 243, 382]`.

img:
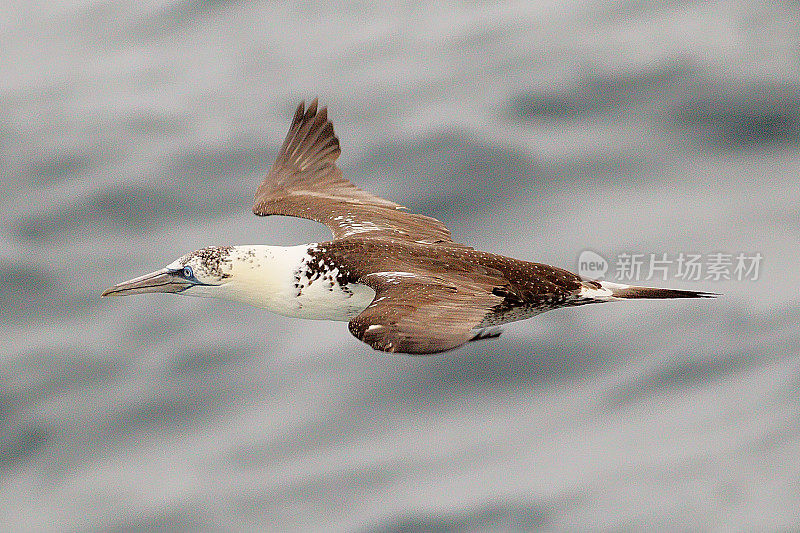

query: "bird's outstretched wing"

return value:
[253, 99, 462, 245]
[348, 271, 506, 354]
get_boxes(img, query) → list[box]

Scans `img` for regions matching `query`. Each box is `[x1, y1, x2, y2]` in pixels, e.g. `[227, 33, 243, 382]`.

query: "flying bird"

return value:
[103, 99, 713, 354]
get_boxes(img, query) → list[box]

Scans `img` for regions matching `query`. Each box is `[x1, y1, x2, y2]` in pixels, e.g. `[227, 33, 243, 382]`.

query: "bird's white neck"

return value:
[183, 244, 375, 321]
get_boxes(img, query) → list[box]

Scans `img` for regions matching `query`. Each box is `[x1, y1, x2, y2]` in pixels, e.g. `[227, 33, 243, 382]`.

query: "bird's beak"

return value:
[101, 269, 193, 297]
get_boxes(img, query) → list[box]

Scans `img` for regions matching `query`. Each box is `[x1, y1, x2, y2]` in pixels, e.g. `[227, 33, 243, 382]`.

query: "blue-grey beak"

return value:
[102, 268, 193, 297]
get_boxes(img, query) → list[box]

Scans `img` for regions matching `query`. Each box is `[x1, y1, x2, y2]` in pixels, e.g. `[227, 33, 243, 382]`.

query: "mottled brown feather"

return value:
[349, 271, 505, 354]
[308, 239, 587, 354]
[253, 100, 462, 245]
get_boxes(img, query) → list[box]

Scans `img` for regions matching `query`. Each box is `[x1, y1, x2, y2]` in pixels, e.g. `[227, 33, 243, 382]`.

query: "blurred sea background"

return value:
[3, 1, 800, 530]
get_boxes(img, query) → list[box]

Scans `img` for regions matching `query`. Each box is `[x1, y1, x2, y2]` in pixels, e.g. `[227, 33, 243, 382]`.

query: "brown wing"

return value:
[253, 99, 461, 245]
[348, 271, 506, 355]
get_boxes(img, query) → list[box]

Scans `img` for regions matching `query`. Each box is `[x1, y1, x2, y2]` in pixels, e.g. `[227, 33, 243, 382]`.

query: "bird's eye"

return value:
[183, 266, 194, 278]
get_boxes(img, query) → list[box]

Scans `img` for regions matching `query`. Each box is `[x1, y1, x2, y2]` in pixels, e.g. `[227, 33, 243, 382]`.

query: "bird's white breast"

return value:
[217, 245, 375, 321]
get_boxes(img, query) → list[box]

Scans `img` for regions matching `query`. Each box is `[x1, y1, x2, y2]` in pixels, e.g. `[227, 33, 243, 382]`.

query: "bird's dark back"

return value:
[311, 238, 586, 303]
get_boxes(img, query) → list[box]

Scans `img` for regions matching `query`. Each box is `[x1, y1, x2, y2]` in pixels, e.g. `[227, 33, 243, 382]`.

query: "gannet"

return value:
[103, 99, 713, 354]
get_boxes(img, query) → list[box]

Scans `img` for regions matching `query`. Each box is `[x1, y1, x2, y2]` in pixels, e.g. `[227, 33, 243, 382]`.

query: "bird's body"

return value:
[167, 240, 594, 322]
[104, 99, 713, 354]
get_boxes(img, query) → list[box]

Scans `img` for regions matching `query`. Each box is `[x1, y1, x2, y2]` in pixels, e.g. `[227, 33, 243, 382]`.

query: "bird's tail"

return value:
[579, 280, 717, 301]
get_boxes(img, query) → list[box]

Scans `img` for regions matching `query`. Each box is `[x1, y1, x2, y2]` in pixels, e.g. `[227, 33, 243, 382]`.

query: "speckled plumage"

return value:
[180, 246, 233, 281]
[302, 237, 594, 328]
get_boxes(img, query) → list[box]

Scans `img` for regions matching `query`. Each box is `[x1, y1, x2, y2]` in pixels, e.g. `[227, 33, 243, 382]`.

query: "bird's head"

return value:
[102, 246, 235, 299]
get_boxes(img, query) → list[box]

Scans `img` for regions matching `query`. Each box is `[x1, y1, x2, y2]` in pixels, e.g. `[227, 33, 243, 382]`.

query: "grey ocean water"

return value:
[3, 1, 800, 530]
